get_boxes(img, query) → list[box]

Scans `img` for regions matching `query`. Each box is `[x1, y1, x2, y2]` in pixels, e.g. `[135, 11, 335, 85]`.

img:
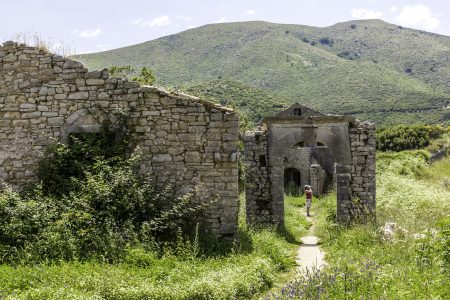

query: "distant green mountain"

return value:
[76, 20, 450, 125]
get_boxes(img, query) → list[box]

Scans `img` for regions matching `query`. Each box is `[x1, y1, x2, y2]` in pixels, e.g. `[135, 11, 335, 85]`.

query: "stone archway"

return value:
[284, 167, 301, 195]
[61, 107, 119, 143]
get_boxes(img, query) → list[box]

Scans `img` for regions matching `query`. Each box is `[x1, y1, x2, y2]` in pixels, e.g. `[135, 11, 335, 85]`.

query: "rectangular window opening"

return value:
[259, 154, 267, 167]
[293, 108, 302, 116]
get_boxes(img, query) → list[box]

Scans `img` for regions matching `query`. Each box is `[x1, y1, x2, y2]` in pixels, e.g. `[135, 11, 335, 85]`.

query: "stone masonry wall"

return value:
[243, 130, 271, 222]
[336, 121, 376, 223]
[0, 41, 239, 235]
[349, 121, 376, 221]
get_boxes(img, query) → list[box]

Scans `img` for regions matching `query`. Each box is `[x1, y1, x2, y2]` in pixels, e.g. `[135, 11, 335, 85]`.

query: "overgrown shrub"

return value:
[37, 124, 129, 196]
[109, 65, 156, 85]
[319, 37, 333, 46]
[376, 124, 446, 152]
[0, 126, 212, 263]
[337, 50, 359, 60]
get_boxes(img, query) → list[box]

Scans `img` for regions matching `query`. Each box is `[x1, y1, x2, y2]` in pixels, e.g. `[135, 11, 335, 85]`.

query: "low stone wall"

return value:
[0, 41, 240, 235]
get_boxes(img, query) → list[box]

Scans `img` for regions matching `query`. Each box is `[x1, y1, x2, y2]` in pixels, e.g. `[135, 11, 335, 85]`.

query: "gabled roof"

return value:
[273, 103, 324, 118]
[262, 103, 356, 125]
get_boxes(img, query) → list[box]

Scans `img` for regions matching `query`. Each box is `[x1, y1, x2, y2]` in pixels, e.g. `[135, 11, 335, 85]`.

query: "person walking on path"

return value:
[305, 185, 313, 217]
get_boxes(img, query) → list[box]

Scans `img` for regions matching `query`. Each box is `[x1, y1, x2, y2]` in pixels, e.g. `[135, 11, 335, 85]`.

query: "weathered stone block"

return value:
[185, 151, 201, 162]
[20, 103, 36, 110]
[21, 111, 41, 119]
[47, 117, 64, 126]
[152, 154, 172, 163]
[86, 79, 105, 86]
[68, 92, 89, 100]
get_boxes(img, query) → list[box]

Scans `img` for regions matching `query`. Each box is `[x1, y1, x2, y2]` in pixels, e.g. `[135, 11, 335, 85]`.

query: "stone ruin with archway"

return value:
[0, 42, 376, 237]
[244, 103, 376, 224]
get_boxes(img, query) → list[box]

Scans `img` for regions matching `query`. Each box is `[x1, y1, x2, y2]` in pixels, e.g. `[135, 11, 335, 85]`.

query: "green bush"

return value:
[37, 121, 129, 197]
[376, 124, 446, 151]
[0, 126, 211, 263]
[110, 65, 156, 85]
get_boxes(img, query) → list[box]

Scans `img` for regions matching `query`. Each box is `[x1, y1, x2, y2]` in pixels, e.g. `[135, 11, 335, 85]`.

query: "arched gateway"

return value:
[244, 103, 376, 225]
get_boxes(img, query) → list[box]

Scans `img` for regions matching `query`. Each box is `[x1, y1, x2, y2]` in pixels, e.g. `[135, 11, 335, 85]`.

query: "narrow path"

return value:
[296, 212, 326, 272]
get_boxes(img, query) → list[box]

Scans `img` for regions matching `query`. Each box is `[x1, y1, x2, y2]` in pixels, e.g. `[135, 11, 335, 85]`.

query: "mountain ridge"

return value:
[76, 19, 450, 125]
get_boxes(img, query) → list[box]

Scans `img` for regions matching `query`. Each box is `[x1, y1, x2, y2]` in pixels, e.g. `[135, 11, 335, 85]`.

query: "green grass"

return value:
[1, 142, 448, 298]
[0, 193, 310, 299]
[0, 257, 275, 299]
[75, 20, 450, 125]
[270, 151, 450, 299]
[284, 195, 309, 241]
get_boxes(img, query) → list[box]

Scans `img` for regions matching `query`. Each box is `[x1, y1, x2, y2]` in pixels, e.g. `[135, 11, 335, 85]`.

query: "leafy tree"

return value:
[109, 65, 134, 77]
[109, 65, 156, 85]
[132, 66, 156, 85]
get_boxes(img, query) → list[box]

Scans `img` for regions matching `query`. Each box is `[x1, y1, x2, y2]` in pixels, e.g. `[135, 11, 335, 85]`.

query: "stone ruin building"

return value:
[244, 104, 376, 224]
[0, 41, 376, 236]
[0, 41, 239, 235]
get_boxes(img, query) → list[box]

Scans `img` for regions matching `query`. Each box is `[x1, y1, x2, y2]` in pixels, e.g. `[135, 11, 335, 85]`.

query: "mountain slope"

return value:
[76, 20, 450, 125]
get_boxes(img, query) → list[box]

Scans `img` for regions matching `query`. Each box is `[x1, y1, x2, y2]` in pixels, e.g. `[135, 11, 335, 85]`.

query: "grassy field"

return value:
[0, 194, 309, 299]
[269, 152, 450, 299]
[1, 136, 448, 298]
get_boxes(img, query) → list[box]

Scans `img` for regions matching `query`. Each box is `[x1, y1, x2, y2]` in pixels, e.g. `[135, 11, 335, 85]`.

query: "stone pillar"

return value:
[335, 164, 352, 223]
[346, 121, 376, 223]
[310, 163, 325, 195]
[244, 131, 271, 223]
[330, 121, 377, 224]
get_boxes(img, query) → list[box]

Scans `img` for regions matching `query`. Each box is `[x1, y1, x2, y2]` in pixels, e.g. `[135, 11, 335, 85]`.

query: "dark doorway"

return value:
[284, 168, 301, 195]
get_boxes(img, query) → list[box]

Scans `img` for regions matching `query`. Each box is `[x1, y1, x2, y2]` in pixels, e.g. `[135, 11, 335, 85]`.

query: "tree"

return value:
[109, 65, 156, 85]
[132, 67, 156, 86]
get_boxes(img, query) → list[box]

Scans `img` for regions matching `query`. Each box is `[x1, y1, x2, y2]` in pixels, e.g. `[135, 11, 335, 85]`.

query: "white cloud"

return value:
[78, 28, 101, 38]
[246, 9, 256, 15]
[351, 8, 383, 19]
[395, 5, 440, 31]
[149, 15, 172, 27]
[96, 43, 109, 51]
[131, 18, 143, 25]
[390, 6, 398, 13]
[175, 15, 193, 22]
[215, 17, 227, 23]
[131, 16, 172, 28]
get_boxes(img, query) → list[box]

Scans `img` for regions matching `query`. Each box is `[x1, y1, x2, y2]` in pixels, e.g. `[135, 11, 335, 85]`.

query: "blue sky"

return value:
[1, 0, 448, 54]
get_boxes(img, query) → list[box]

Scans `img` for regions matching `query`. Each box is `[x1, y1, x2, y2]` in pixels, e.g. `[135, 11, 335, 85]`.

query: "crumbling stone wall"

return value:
[0, 41, 239, 235]
[335, 121, 376, 223]
[243, 130, 271, 222]
[347, 121, 376, 221]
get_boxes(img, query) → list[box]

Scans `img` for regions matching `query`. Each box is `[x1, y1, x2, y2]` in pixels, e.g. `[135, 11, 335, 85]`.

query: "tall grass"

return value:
[284, 194, 310, 241]
[6, 32, 76, 56]
[0, 193, 309, 299]
[269, 152, 450, 299]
